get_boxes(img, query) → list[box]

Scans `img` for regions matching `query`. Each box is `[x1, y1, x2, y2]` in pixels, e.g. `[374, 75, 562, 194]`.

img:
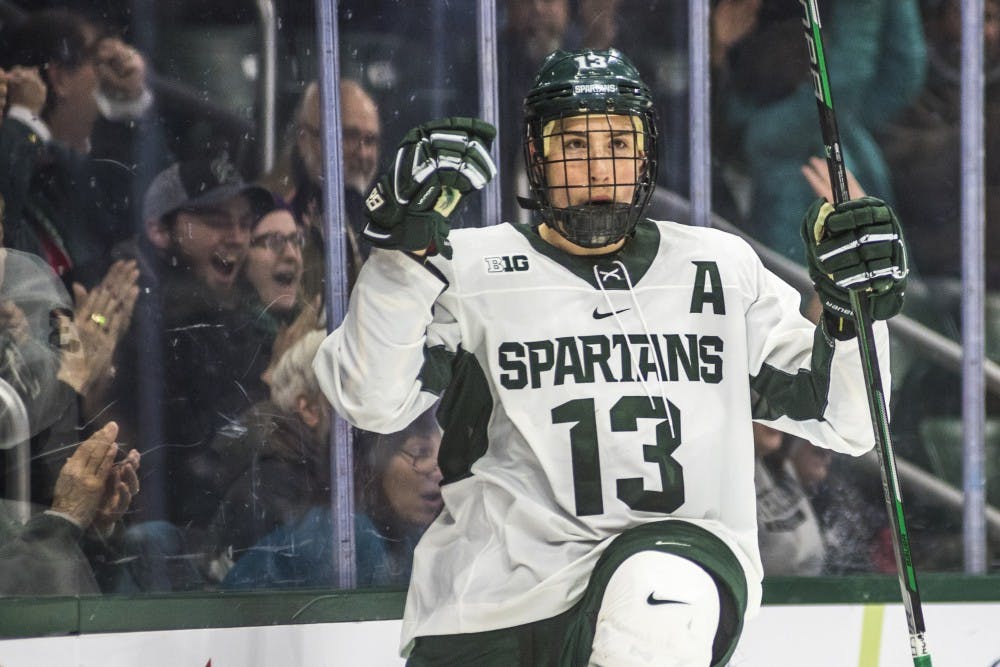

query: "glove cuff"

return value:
[822, 311, 857, 341]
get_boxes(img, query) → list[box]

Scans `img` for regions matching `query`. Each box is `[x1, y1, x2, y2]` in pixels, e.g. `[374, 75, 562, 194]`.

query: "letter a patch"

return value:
[690, 261, 726, 314]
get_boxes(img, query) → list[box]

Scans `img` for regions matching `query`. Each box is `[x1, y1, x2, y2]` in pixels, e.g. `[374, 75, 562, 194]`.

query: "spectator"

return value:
[221, 406, 442, 590]
[262, 78, 382, 295]
[108, 329, 331, 592]
[202, 330, 334, 579]
[241, 201, 306, 328]
[713, 0, 926, 260]
[811, 454, 895, 575]
[338, 80, 383, 203]
[354, 408, 443, 585]
[0, 215, 74, 448]
[878, 0, 1000, 292]
[753, 423, 827, 576]
[0, 421, 140, 596]
[0, 9, 153, 285]
[240, 198, 325, 390]
[106, 154, 275, 525]
[0, 211, 138, 508]
[873, 1, 1000, 512]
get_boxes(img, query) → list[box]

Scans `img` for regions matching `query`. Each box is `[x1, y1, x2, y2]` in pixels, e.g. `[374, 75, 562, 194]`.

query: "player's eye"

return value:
[612, 137, 633, 153]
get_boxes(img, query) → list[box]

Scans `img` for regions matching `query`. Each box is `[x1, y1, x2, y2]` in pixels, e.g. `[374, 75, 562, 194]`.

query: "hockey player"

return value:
[314, 48, 907, 666]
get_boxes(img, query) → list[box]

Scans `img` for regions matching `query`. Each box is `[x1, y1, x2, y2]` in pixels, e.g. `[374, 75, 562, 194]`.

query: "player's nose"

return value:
[588, 154, 614, 182]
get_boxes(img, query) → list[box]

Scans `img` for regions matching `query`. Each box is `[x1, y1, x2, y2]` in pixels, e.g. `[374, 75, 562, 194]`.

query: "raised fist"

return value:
[362, 117, 496, 259]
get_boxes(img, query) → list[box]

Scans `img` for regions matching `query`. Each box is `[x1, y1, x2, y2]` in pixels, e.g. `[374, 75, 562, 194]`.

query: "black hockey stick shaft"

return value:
[799, 1, 932, 664]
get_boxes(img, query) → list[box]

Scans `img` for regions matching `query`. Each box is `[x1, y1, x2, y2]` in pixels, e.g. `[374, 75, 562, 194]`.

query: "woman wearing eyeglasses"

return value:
[355, 408, 444, 585]
[217, 402, 442, 589]
[242, 203, 306, 323]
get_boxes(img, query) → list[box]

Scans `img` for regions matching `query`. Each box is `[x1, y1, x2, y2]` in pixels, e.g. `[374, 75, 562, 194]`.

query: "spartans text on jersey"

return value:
[498, 333, 723, 389]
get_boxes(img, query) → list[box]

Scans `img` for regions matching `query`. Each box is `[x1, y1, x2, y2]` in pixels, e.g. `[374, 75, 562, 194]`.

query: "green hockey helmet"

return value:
[521, 48, 658, 248]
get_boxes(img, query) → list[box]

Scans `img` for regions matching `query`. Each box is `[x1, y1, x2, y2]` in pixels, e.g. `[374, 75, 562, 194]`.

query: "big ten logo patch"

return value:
[485, 255, 530, 273]
[365, 186, 385, 211]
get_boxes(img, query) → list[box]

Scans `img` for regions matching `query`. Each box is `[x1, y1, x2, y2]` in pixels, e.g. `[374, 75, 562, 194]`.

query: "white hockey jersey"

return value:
[314, 219, 887, 654]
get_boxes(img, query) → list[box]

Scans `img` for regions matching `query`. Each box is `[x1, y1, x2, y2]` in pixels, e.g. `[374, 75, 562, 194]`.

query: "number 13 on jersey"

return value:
[552, 396, 685, 517]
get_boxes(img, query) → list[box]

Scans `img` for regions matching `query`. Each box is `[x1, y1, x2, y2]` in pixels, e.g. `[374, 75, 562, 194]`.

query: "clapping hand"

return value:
[57, 260, 139, 395]
[49, 421, 140, 535]
[50, 422, 117, 527]
[93, 446, 140, 536]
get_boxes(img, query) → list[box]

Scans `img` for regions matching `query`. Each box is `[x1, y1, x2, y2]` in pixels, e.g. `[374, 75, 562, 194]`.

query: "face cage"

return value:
[524, 109, 656, 248]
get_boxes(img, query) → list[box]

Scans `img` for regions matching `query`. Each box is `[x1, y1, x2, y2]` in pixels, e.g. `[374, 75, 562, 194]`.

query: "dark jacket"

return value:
[0, 502, 98, 596]
[0, 117, 134, 288]
[199, 400, 331, 558]
[107, 238, 273, 525]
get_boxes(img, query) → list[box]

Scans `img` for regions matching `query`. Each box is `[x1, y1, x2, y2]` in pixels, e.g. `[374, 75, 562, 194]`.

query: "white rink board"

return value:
[1, 603, 998, 666]
[731, 603, 1000, 666]
[0, 621, 407, 667]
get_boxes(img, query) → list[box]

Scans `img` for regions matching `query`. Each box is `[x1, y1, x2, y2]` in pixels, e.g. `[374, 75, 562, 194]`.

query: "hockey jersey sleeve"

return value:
[744, 253, 889, 456]
[313, 248, 459, 434]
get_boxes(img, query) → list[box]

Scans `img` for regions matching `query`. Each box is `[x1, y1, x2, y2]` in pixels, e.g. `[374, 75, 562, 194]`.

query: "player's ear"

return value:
[527, 133, 548, 175]
[527, 135, 541, 161]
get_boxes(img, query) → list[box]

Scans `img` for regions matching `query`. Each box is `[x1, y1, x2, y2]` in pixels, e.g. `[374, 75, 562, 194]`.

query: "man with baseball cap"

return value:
[105, 153, 277, 533]
[140, 153, 273, 305]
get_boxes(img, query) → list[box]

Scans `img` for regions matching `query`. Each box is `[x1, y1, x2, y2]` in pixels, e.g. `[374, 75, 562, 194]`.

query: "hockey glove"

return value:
[362, 117, 497, 259]
[801, 196, 908, 338]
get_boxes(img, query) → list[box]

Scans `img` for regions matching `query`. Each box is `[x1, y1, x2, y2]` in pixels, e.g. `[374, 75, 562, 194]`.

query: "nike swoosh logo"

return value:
[647, 593, 687, 606]
[592, 307, 630, 320]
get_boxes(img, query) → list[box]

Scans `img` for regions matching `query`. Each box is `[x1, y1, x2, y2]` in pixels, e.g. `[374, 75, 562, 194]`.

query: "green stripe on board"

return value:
[858, 604, 885, 667]
[0, 575, 996, 640]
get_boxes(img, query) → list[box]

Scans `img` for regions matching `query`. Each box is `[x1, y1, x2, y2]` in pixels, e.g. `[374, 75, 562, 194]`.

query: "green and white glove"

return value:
[801, 196, 908, 339]
[362, 117, 497, 259]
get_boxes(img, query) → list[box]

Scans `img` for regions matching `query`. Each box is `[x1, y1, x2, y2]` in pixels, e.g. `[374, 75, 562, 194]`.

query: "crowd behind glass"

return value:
[0, 0, 995, 597]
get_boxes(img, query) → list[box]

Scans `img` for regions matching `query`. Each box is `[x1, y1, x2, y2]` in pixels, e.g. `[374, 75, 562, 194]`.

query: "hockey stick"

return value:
[798, 1, 933, 665]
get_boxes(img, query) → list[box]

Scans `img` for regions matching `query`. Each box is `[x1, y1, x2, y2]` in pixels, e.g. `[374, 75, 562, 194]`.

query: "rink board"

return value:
[0, 601, 998, 666]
